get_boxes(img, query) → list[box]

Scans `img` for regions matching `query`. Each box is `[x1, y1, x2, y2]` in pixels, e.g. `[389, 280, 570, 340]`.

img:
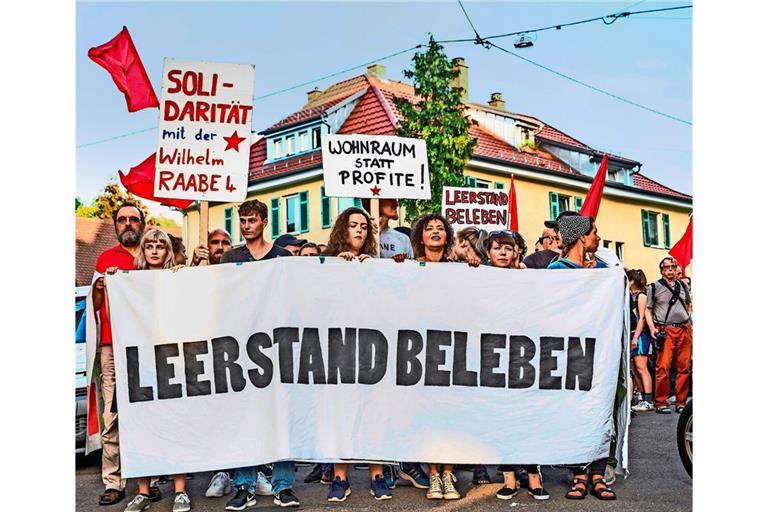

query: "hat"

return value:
[558, 215, 592, 246]
[275, 234, 307, 248]
[544, 210, 579, 229]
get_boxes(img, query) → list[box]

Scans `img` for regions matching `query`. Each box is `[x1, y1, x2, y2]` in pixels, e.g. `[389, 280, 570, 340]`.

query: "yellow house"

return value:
[182, 62, 692, 279]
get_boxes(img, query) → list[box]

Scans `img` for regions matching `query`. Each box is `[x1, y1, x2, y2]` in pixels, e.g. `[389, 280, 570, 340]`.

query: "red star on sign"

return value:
[370, 185, 381, 196]
[223, 131, 247, 152]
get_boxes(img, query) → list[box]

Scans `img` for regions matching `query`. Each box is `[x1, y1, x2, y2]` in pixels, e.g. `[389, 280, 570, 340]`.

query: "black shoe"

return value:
[473, 465, 491, 485]
[226, 485, 257, 511]
[304, 464, 323, 483]
[655, 406, 672, 414]
[496, 486, 518, 500]
[273, 489, 300, 507]
[257, 464, 272, 478]
[98, 489, 126, 506]
[528, 487, 551, 500]
[148, 486, 162, 503]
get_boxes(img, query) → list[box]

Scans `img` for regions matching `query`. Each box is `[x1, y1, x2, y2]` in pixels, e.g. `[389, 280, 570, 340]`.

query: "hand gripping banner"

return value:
[105, 258, 627, 478]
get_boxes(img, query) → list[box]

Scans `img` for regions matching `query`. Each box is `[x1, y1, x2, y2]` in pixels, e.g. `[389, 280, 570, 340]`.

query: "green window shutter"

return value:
[270, 198, 280, 239]
[321, 186, 331, 228]
[465, 176, 477, 187]
[549, 192, 559, 220]
[354, 198, 362, 208]
[662, 213, 671, 249]
[574, 196, 583, 212]
[641, 209, 651, 247]
[224, 207, 233, 237]
[494, 182, 504, 189]
[299, 191, 309, 233]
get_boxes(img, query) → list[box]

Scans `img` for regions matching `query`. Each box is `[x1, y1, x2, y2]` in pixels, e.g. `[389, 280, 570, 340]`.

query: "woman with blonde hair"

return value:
[449, 226, 488, 266]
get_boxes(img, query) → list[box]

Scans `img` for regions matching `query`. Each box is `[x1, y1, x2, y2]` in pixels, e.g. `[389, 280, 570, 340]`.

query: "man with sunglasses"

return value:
[91, 203, 147, 506]
[646, 257, 692, 414]
[522, 227, 560, 269]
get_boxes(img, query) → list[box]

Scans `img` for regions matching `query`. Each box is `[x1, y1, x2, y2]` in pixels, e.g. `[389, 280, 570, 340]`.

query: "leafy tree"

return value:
[76, 180, 180, 228]
[75, 196, 83, 210]
[392, 36, 477, 221]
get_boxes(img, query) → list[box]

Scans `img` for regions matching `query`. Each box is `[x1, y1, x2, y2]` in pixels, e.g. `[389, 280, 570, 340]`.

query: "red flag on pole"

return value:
[88, 27, 159, 112]
[669, 215, 693, 277]
[119, 153, 194, 209]
[508, 174, 519, 231]
[579, 154, 609, 219]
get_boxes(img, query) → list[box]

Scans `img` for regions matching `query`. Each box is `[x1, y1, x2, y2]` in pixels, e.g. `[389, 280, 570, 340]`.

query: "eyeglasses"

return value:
[116, 216, 141, 224]
[661, 264, 678, 270]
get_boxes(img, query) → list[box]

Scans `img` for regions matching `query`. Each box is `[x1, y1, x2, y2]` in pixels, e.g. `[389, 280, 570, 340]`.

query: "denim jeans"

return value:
[232, 462, 295, 495]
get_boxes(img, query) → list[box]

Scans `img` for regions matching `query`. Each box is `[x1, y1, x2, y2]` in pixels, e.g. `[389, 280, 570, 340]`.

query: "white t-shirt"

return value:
[380, 227, 414, 259]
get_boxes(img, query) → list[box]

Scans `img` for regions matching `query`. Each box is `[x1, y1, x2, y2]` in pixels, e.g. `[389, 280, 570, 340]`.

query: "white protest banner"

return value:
[321, 134, 430, 199]
[107, 259, 626, 477]
[442, 186, 511, 231]
[155, 59, 254, 202]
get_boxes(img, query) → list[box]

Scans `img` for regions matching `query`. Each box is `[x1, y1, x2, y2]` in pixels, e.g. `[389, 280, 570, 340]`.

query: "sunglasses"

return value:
[489, 230, 517, 239]
[116, 216, 141, 224]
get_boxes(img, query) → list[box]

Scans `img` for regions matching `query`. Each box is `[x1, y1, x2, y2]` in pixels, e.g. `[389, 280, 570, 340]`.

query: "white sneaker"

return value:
[255, 472, 273, 496]
[442, 472, 461, 500]
[632, 401, 655, 412]
[124, 494, 151, 512]
[426, 473, 443, 499]
[173, 492, 191, 512]
[205, 471, 232, 498]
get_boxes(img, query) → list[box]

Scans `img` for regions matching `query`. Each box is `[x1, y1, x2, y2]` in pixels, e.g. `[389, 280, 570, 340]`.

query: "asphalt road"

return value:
[76, 412, 691, 512]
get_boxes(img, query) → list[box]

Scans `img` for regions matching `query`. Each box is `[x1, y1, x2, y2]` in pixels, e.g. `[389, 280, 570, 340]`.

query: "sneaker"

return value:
[655, 406, 673, 414]
[148, 486, 162, 503]
[124, 494, 151, 512]
[528, 487, 550, 500]
[273, 489, 300, 507]
[442, 472, 461, 500]
[304, 464, 323, 484]
[426, 473, 443, 499]
[604, 465, 616, 486]
[473, 465, 491, 485]
[225, 486, 257, 511]
[631, 391, 642, 405]
[632, 401, 655, 412]
[255, 472, 273, 496]
[206, 471, 232, 497]
[370, 475, 393, 500]
[320, 466, 334, 485]
[496, 486, 518, 500]
[399, 463, 430, 489]
[327, 477, 351, 502]
[382, 464, 398, 489]
[667, 395, 676, 404]
[172, 492, 191, 512]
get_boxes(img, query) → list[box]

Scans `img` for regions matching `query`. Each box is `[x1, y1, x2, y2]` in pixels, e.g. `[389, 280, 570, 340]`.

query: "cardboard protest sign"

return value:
[107, 258, 627, 477]
[155, 59, 255, 202]
[442, 186, 511, 231]
[321, 134, 430, 199]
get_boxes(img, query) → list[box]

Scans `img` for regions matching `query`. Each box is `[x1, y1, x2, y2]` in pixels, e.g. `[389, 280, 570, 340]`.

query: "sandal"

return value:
[98, 489, 125, 506]
[590, 478, 617, 500]
[565, 477, 588, 500]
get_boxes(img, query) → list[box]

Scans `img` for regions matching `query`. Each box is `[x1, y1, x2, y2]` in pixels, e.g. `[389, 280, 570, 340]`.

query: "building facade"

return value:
[181, 62, 692, 278]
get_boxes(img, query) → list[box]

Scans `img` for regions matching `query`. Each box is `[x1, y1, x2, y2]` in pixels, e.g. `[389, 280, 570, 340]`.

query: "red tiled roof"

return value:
[75, 217, 181, 286]
[633, 173, 691, 200]
[302, 75, 370, 109]
[337, 86, 396, 136]
[261, 95, 352, 134]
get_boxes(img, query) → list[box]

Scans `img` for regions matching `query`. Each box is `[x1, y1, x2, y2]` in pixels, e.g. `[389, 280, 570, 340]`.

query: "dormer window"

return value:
[285, 135, 295, 156]
[273, 139, 283, 159]
[312, 127, 322, 149]
[299, 132, 308, 152]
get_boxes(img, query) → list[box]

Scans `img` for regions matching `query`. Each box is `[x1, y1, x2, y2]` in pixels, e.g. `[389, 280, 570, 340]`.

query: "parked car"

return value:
[677, 400, 692, 476]
[75, 286, 90, 453]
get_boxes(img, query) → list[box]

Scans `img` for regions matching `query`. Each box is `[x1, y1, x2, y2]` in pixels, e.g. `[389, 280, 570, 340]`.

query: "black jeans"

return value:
[498, 464, 538, 474]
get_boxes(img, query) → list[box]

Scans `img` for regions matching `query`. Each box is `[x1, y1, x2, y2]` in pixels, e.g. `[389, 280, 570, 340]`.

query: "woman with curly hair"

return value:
[485, 230, 528, 270]
[322, 207, 377, 262]
[410, 213, 454, 263]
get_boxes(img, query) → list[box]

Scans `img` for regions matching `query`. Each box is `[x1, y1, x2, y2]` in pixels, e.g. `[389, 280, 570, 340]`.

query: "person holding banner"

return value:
[221, 200, 291, 263]
[543, 215, 617, 501]
[410, 213, 454, 264]
[191, 228, 233, 266]
[448, 226, 488, 266]
[485, 231, 527, 269]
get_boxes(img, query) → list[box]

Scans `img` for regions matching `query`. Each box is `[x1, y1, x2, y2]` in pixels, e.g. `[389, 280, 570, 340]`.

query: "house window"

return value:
[337, 197, 362, 213]
[286, 195, 299, 234]
[321, 186, 332, 228]
[273, 139, 283, 159]
[285, 135, 295, 156]
[615, 241, 624, 261]
[641, 209, 668, 247]
[464, 176, 477, 187]
[549, 192, 570, 220]
[299, 132, 308, 152]
[475, 179, 490, 189]
[494, 182, 505, 189]
[608, 169, 620, 182]
[312, 127, 322, 149]
[224, 207, 233, 238]
[602, 240, 611, 249]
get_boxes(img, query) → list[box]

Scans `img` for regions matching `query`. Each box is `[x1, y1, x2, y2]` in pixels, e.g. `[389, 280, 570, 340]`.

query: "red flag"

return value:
[579, 154, 609, 219]
[88, 27, 159, 112]
[508, 174, 519, 231]
[119, 153, 194, 209]
[669, 215, 693, 277]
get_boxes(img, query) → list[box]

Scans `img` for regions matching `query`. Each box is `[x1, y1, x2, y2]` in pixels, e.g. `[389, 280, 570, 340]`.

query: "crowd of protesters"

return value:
[91, 199, 692, 511]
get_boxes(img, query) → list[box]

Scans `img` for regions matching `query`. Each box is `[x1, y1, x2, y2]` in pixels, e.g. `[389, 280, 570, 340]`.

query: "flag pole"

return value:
[371, 198, 381, 257]
[198, 200, 209, 266]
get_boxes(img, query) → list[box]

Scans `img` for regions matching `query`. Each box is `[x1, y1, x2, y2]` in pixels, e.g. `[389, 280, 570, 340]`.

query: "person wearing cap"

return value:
[275, 233, 307, 256]
[522, 227, 559, 269]
[547, 215, 606, 270]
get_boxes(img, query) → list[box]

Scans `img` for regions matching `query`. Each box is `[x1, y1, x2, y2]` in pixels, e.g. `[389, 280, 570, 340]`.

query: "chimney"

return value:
[306, 87, 322, 104]
[451, 57, 469, 102]
[488, 92, 506, 110]
[367, 63, 387, 78]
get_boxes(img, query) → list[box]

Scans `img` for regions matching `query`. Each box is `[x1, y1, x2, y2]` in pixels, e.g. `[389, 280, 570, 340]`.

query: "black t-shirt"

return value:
[221, 243, 292, 263]
[522, 249, 559, 269]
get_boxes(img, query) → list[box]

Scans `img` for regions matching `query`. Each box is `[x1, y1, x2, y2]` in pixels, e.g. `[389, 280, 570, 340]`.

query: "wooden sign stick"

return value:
[198, 200, 209, 266]
[371, 197, 381, 258]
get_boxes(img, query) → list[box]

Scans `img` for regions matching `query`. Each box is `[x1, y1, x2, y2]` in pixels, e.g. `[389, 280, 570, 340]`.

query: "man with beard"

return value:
[191, 228, 233, 265]
[92, 203, 150, 506]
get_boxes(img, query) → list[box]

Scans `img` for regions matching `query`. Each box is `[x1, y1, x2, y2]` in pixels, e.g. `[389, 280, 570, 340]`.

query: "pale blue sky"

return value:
[76, 1, 691, 220]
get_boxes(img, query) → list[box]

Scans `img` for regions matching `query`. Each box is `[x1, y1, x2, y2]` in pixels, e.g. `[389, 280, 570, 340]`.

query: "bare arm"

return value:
[633, 293, 648, 341]
[644, 304, 657, 339]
